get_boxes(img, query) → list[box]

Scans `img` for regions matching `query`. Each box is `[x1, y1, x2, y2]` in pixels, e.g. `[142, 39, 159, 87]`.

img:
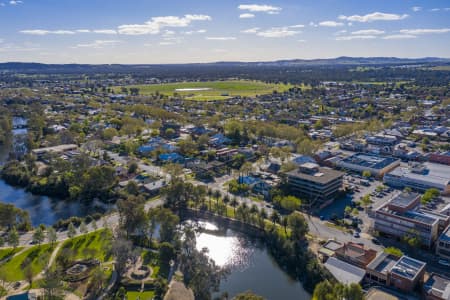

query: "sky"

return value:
[0, 0, 449, 64]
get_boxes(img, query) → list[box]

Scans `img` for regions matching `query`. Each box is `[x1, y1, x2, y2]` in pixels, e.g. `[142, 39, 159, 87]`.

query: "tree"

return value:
[24, 264, 33, 287]
[180, 226, 226, 300]
[128, 162, 138, 174]
[159, 242, 176, 264]
[313, 280, 363, 300]
[213, 190, 221, 212]
[67, 222, 76, 239]
[32, 226, 45, 245]
[344, 206, 352, 216]
[233, 291, 265, 300]
[42, 268, 63, 300]
[403, 229, 421, 250]
[384, 247, 403, 257]
[80, 221, 88, 234]
[111, 237, 133, 278]
[8, 227, 19, 248]
[230, 197, 239, 216]
[360, 194, 372, 212]
[362, 170, 371, 178]
[274, 195, 301, 212]
[47, 227, 57, 246]
[287, 212, 308, 240]
[87, 267, 106, 297]
[270, 211, 280, 224]
[351, 208, 359, 217]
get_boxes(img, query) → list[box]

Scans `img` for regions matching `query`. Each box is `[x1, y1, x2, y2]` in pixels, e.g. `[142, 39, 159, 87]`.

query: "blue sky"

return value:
[0, 0, 449, 63]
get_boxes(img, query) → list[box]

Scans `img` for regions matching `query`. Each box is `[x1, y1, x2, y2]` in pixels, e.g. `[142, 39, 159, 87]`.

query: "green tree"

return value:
[287, 212, 308, 240]
[32, 226, 45, 245]
[384, 247, 403, 257]
[362, 170, 371, 178]
[233, 291, 265, 300]
[67, 222, 76, 239]
[47, 227, 57, 246]
[8, 227, 19, 248]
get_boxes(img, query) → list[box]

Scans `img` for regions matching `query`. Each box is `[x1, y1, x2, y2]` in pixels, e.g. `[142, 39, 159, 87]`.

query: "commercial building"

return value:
[324, 257, 366, 285]
[372, 192, 446, 247]
[366, 253, 426, 292]
[429, 151, 450, 166]
[436, 226, 450, 260]
[285, 163, 344, 208]
[336, 153, 400, 177]
[334, 242, 378, 269]
[384, 162, 450, 195]
[423, 273, 450, 300]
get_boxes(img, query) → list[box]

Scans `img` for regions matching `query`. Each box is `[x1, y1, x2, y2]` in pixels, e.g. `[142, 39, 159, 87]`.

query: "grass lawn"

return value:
[0, 244, 54, 281]
[141, 249, 169, 279]
[0, 247, 23, 261]
[114, 80, 293, 101]
[59, 229, 113, 263]
[127, 290, 155, 300]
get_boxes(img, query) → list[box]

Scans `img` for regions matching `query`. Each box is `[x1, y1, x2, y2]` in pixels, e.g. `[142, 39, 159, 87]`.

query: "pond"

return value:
[191, 220, 311, 300]
[0, 117, 90, 226]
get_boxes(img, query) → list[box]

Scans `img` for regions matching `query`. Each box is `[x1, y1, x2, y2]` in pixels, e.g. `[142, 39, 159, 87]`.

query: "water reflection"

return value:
[191, 220, 311, 300]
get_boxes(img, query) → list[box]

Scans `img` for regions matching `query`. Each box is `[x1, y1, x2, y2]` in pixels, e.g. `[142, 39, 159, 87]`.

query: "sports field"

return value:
[115, 80, 293, 101]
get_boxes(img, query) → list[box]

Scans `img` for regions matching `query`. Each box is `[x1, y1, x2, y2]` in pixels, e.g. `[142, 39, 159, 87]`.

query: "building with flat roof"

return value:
[390, 256, 426, 292]
[429, 151, 450, 166]
[285, 163, 344, 208]
[384, 162, 450, 195]
[372, 192, 445, 247]
[336, 153, 400, 177]
[423, 273, 450, 300]
[366, 253, 426, 292]
[436, 225, 450, 260]
[334, 242, 378, 269]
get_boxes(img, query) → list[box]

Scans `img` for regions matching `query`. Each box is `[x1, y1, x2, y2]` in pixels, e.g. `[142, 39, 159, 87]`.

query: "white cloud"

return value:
[76, 29, 91, 33]
[319, 21, 344, 27]
[205, 37, 236, 41]
[118, 14, 211, 35]
[335, 35, 377, 41]
[257, 27, 300, 38]
[241, 27, 260, 34]
[429, 8, 440, 12]
[239, 13, 255, 19]
[412, 6, 422, 12]
[334, 30, 347, 36]
[351, 29, 384, 35]
[338, 12, 408, 22]
[185, 29, 206, 35]
[9, 0, 22, 5]
[289, 24, 305, 28]
[298, 39, 306, 43]
[93, 29, 117, 35]
[73, 40, 121, 49]
[159, 41, 176, 46]
[382, 34, 416, 40]
[400, 28, 450, 35]
[238, 4, 281, 14]
[20, 30, 75, 35]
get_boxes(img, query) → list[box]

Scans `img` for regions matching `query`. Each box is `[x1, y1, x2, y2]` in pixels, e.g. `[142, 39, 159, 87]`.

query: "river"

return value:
[192, 220, 311, 300]
[0, 118, 88, 226]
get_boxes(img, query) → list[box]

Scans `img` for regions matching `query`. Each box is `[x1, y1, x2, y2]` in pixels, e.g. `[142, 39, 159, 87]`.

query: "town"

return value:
[0, 58, 448, 300]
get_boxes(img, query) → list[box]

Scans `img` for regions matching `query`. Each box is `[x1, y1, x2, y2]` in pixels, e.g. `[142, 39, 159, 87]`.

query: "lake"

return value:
[191, 220, 311, 300]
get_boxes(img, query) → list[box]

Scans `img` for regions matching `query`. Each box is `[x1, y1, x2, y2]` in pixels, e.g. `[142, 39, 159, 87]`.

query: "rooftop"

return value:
[438, 225, 450, 242]
[324, 257, 366, 284]
[367, 252, 398, 275]
[424, 273, 450, 300]
[340, 153, 399, 170]
[387, 162, 450, 186]
[391, 256, 426, 280]
[286, 166, 344, 184]
[388, 192, 420, 210]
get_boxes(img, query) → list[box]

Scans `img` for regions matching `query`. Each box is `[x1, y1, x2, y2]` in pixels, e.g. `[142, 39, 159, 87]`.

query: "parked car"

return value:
[353, 232, 360, 238]
[371, 238, 380, 245]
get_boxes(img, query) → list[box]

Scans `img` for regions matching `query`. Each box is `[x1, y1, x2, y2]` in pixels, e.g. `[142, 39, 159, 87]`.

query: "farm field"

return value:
[114, 80, 294, 100]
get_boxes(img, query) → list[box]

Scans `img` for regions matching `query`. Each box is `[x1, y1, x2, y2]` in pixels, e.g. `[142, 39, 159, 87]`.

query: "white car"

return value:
[438, 259, 450, 266]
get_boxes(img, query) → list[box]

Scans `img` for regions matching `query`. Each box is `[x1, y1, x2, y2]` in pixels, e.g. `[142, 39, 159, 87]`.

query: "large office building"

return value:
[336, 153, 400, 177]
[285, 163, 344, 208]
[384, 162, 450, 195]
[372, 192, 449, 247]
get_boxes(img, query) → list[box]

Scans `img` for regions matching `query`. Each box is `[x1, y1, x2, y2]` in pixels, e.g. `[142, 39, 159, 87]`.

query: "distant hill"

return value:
[0, 57, 449, 73]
